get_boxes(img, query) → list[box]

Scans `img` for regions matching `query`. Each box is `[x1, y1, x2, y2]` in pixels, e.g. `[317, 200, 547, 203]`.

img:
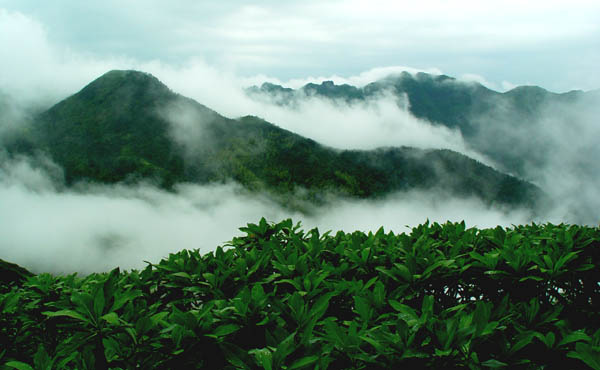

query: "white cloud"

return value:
[0, 157, 533, 274]
[501, 81, 517, 92]
[0, 9, 135, 107]
[459, 73, 498, 90]
[1, 1, 599, 91]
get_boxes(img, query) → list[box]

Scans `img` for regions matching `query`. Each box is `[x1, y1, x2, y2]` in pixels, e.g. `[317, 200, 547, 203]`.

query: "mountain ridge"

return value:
[5, 70, 546, 211]
[247, 71, 597, 178]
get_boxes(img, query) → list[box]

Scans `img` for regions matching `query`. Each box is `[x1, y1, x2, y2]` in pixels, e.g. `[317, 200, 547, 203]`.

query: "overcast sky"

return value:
[1, 0, 599, 96]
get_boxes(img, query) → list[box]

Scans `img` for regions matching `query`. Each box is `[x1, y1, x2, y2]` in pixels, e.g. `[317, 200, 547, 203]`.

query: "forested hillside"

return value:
[5, 70, 544, 209]
[248, 72, 598, 178]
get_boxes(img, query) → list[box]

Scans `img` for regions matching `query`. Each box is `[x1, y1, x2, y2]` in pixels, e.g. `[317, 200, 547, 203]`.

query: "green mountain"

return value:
[7, 70, 543, 209]
[248, 72, 597, 178]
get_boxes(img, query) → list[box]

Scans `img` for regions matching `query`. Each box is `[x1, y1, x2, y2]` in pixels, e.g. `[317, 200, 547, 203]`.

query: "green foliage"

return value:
[0, 259, 33, 292]
[2, 219, 599, 368]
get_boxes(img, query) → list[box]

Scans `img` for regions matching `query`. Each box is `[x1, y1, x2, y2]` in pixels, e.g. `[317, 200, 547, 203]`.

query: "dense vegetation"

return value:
[2, 219, 599, 369]
[5, 70, 543, 209]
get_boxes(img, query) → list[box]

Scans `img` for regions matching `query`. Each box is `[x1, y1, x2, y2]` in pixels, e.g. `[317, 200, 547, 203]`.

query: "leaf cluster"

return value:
[2, 219, 599, 369]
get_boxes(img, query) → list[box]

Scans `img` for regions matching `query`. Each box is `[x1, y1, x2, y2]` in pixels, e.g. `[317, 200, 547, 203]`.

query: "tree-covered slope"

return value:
[10, 70, 543, 208]
[248, 72, 596, 178]
[32, 70, 188, 187]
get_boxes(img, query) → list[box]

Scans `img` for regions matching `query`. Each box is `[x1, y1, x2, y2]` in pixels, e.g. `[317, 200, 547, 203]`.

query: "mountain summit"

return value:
[9, 70, 545, 209]
[33, 70, 189, 186]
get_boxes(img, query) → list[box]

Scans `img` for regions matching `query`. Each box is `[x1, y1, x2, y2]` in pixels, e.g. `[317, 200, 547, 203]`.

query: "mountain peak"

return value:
[76, 69, 172, 102]
[97, 69, 162, 84]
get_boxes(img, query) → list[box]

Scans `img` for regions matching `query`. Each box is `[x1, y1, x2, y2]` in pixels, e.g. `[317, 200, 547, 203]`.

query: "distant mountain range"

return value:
[248, 72, 599, 179]
[4, 70, 547, 211]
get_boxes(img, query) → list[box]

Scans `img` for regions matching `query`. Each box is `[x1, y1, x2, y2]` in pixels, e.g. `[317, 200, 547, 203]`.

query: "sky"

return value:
[1, 0, 599, 98]
[1, 1, 599, 273]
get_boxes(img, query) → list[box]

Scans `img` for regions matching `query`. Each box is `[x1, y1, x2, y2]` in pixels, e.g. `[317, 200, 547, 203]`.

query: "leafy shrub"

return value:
[2, 219, 599, 369]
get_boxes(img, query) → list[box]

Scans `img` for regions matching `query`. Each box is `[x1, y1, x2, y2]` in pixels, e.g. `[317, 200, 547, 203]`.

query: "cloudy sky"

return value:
[1, 0, 599, 99]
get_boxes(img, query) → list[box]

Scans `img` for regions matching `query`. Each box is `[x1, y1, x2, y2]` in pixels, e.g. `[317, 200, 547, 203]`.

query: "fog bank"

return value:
[0, 157, 533, 274]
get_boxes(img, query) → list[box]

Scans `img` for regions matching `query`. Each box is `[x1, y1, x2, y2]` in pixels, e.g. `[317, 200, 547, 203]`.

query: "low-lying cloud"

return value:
[469, 90, 600, 225]
[0, 156, 534, 274]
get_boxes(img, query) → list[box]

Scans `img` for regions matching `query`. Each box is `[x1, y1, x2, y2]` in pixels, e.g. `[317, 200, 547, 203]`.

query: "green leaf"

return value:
[542, 255, 554, 270]
[360, 335, 383, 352]
[421, 295, 434, 318]
[567, 342, 600, 369]
[33, 345, 52, 370]
[288, 355, 319, 369]
[309, 293, 334, 321]
[354, 295, 372, 322]
[212, 324, 240, 337]
[252, 284, 266, 303]
[222, 343, 251, 369]
[111, 289, 142, 312]
[274, 332, 296, 366]
[518, 275, 544, 282]
[554, 251, 579, 271]
[43, 309, 87, 323]
[93, 285, 105, 317]
[375, 267, 399, 282]
[373, 281, 385, 307]
[101, 312, 120, 325]
[288, 292, 305, 322]
[559, 331, 592, 347]
[481, 359, 508, 368]
[150, 311, 170, 326]
[56, 352, 78, 369]
[170, 272, 192, 279]
[472, 301, 491, 337]
[509, 332, 535, 354]
[4, 361, 34, 370]
[544, 332, 556, 348]
[389, 300, 419, 326]
[249, 348, 273, 370]
[276, 279, 302, 291]
[393, 263, 413, 282]
[70, 292, 94, 321]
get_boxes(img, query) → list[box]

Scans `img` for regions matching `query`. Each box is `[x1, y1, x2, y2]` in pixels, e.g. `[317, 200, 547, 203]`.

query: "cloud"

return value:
[501, 81, 518, 91]
[245, 91, 481, 154]
[468, 89, 600, 225]
[2, 2, 600, 92]
[0, 9, 136, 107]
[0, 10, 497, 160]
[0, 156, 534, 274]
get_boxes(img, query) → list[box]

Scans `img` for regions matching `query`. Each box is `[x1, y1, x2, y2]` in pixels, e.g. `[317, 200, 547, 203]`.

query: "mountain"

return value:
[5, 70, 544, 209]
[248, 72, 597, 178]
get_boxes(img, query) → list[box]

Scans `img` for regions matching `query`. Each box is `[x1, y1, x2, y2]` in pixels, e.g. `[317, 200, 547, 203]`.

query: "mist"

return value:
[2, 59, 598, 274]
[0, 156, 533, 274]
[469, 91, 600, 225]
[2, 63, 597, 274]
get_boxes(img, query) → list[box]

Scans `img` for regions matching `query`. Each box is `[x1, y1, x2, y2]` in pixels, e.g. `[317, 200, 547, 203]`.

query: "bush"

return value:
[2, 219, 599, 369]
